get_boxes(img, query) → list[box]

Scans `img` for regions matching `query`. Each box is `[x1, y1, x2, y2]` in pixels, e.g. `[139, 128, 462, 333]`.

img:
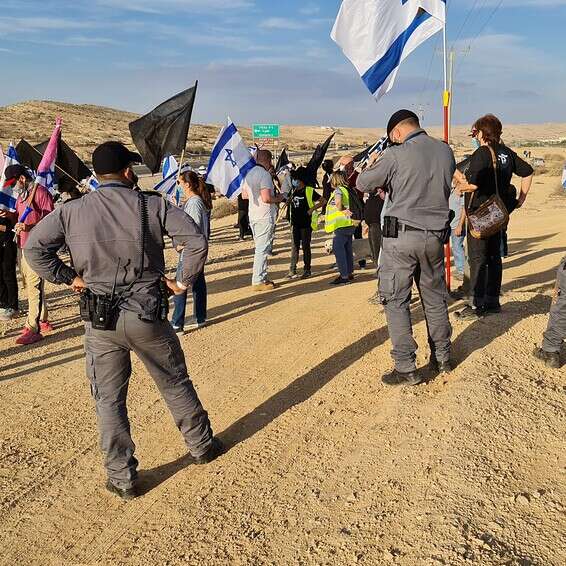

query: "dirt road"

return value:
[0, 176, 564, 565]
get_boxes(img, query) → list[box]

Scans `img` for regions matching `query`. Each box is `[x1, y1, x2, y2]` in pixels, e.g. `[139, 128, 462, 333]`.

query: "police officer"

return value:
[357, 110, 456, 386]
[533, 256, 565, 369]
[24, 141, 223, 500]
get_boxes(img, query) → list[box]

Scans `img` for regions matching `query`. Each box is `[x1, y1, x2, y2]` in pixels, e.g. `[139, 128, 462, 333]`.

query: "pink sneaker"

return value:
[40, 321, 54, 333]
[16, 328, 44, 346]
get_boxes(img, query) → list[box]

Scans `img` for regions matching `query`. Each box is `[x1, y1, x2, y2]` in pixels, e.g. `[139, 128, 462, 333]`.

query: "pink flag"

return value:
[35, 117, 62, 194]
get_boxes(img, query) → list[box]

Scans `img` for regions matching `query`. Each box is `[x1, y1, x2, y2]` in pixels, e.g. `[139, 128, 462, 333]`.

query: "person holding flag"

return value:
[12, 118, 60, 343]
[0, 144, 22, 321]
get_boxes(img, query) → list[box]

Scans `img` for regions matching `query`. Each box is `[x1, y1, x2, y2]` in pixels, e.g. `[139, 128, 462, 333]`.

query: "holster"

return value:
[79, 290, 119, 331]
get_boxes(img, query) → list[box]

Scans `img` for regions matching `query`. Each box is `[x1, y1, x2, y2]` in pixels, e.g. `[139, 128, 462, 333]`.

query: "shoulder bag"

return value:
[466, 146, 509, 239]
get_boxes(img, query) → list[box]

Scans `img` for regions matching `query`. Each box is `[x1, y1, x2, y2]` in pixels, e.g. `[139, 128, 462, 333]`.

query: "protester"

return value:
[338, 155, 367, 270]
[24, 141, 222, 500]
[357, 110, 455, 386]
[172, 169, 212, 332]
[0, 205, 18, 321]
[287, 166, 325, 280]
[449, 186, 466, 281]
[237, 194, 251, 241]
[364, 188, 385, 304]
[533, 256, 565, 369]
[6, 165, 54, 344]
[456, 114, 534, 320]
[325, 171, 356, 285]
[242, 149, 284, 291]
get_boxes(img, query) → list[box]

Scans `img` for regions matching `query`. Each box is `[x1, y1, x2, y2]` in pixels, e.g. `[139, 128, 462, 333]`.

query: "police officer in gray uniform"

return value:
[357, 110, 456, 386]
[533, 256, 566, 369]
[25, 142, 223, 500]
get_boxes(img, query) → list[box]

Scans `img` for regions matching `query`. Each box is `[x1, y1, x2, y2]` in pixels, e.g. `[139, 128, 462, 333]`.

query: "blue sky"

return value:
[1, 0, 565, 128]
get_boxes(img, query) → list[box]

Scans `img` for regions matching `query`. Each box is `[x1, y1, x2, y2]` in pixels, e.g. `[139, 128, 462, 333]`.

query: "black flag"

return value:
[305, 133, 335, 185]
[16, 138, 92, 194]
[129, 82, 198, 174]
[275, 148, 290, 172]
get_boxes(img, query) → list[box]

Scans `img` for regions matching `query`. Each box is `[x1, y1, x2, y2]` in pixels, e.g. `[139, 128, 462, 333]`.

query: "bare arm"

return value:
[516, 174, 534, 208]
[260, 187, 284, 205]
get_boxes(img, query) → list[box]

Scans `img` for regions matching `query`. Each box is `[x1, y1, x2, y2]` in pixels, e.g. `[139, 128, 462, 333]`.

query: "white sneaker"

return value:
[186, 320, 207, 331]
[0, 308, 13, 321]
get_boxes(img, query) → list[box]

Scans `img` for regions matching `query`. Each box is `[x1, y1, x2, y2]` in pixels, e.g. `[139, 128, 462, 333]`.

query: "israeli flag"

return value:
[87, 175, 99, 192]
[154, 155, 180, 204]
[562, 164, 566, 190]
[0, 143, 21, 212]
[332, 0, 446, 100]
[206, 118, 255, 200]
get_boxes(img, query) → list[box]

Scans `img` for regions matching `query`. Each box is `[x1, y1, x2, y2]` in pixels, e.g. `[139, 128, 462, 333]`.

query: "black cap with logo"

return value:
[387, 109, 420, 137]
[92, 141, 142, 175]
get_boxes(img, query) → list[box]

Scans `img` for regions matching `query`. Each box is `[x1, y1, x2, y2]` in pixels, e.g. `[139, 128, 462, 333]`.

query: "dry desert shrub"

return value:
[211, 197, 237, 219]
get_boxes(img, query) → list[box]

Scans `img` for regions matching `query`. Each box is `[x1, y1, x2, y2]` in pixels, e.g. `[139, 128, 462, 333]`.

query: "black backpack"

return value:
[345, 186, 364, 222]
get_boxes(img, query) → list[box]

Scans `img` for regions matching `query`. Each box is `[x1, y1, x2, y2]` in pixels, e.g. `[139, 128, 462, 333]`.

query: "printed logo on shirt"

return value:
[498, 153, 509, 167]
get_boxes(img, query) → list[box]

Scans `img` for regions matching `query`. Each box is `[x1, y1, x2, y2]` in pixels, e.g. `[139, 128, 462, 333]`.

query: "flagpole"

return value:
[442, 16, 452, 293]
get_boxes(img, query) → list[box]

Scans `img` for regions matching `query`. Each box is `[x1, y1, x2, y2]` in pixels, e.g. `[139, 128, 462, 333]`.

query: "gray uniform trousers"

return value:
[542, 256, 566, 353]
[379, 228, 452, 373]
[85, 310, 213, 490]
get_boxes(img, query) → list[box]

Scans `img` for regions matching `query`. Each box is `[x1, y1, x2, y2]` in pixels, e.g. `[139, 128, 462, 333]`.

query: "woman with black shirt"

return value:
[456, 114, 534, 319]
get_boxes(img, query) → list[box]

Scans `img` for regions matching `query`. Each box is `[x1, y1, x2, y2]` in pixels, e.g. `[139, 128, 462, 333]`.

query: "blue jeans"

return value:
[451, 232, 466, 276]
[333, 226, 355, 279]
[171, 271, 207, 328]
[250, 218, 275, 285]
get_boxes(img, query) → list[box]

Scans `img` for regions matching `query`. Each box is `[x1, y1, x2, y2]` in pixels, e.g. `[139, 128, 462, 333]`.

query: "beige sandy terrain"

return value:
[2, 100, 566, 164]
[0, 156, 564, 563]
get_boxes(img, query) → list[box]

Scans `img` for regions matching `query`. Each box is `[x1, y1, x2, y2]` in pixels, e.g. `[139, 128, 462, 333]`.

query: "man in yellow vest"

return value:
[287, 167, 325, 279]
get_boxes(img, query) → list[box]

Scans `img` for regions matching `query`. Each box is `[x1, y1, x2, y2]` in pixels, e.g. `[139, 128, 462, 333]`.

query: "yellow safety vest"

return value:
[325, 186, 353, 234]
[305, 186, 320, 231]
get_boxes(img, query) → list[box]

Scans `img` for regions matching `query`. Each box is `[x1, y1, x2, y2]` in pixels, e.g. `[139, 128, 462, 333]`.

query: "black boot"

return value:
[105, 480, 139, 501]
[532, 347, 560, 369]
[428, 359, 453, 374]
[382, 370, 422, 387]
[188, 437, 225, 465]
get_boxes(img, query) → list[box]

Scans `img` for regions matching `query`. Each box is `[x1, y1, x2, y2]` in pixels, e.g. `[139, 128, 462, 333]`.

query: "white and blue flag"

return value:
[0, 143, 21, 212]
[206, 118, 255, 200]
[86, 174, 99, 192]
[331, 0, 446, 100]
[562, 164, 566, 190]
[154, 155, 181, 204]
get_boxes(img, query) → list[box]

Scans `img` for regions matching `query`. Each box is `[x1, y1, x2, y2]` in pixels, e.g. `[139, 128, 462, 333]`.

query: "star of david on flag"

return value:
[206, 118, 256, 200]
[0, 143, 21, 212]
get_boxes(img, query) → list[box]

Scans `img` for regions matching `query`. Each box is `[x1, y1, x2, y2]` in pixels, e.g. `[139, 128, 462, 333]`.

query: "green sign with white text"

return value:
[252, 124, 280, 139]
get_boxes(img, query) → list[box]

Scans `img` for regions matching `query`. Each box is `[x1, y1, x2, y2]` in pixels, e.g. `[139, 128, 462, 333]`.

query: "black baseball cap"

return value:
[387, 109, 420, 137]
[92, 141, 142, 175]
[4, 164, 32, 182]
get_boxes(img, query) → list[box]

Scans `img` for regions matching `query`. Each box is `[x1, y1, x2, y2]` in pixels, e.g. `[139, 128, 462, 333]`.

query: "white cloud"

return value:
[259, 17, 307, 31]
[300, 3, 320, 16]
[96, 0, 254, 14]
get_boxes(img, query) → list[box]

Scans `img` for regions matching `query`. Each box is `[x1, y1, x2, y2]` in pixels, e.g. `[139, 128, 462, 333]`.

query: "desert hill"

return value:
[1, 100, 566, 165]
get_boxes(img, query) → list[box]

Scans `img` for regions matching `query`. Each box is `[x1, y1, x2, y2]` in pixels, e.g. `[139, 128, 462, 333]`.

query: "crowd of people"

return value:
[0, 111, 564, 499]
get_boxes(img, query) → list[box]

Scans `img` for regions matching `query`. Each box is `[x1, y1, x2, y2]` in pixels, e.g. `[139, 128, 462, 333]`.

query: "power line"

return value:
[454, 0, 505, 79]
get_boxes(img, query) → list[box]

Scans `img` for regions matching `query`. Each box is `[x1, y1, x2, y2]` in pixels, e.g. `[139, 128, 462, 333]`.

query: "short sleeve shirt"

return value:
[466, 145, 533, 210]
[290, 188, 320, 229]
[244, 166, 276, 222]
[15, 185, 54, 249]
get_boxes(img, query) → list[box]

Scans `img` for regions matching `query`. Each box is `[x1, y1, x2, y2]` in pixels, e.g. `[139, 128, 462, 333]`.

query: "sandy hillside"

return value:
[0, 164, 565, 564]
[2, 100, 566, 164]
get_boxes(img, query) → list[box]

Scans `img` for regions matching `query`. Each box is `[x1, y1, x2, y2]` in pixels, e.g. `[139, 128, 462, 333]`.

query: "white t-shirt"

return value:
[244, 165, 276, 222]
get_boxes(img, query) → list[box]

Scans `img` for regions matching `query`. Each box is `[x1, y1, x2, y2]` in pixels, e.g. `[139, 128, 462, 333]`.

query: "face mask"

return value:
[291, 179, 300, 189]
[472, 138, 481, 150]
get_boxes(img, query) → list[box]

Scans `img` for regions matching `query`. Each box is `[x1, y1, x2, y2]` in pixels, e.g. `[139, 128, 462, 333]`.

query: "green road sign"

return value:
[253, 124, 280, 139]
